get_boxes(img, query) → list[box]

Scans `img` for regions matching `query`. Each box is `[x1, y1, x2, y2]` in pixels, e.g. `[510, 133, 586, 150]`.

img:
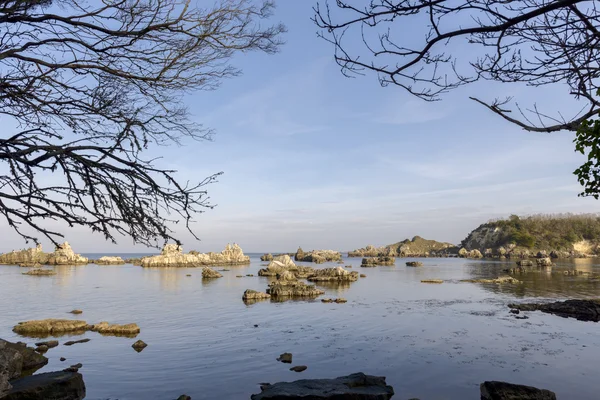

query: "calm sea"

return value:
[1, 254, 600, 399]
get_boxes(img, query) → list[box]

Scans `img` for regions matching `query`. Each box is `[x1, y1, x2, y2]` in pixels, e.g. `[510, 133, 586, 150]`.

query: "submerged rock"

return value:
[4, 370, 86, 400]
[250, 372, 394, 400]
[480, 381, 556, 400]
[361, 257, 395, 267]
[63, 339, 90, 346]
[406, 261, 423, 267]
[132, 340, 148, 352]
[95, 256, 125, 265]
[68, 310, 83, 315]
[421, 279, 443, 284]
[34, 340, 58, 349]
[22, 269, 56, 276]
[277, 353, 292, 364]
[141, 243, 250, 267]
[201, 268, 223, 279]
[88, 322, 140, 336]
[306, 267, 358, 282]
[290, 365, 307, 372]
[242, 290, 271, 301]
[508, 299, 600, 322]
[13, 320, 88, 337]
[461, 276, 520, 284]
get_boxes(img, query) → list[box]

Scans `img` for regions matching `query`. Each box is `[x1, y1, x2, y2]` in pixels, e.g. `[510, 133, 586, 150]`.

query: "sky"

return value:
[1, 1, 598, 253]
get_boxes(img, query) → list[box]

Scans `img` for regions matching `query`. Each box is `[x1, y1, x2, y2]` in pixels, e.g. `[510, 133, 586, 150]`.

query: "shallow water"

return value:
[2, 254, 600, 399]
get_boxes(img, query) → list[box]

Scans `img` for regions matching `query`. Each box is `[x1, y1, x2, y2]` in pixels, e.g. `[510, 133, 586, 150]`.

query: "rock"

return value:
[250, 372, 394, 400]
[34, 345, 48, 354]
[321, 299, 333, 303]
[242, 290, 271, 301]
[88, 322, 140, 336]
[186, 274, 192, 277]
[0, 241, 88, 266]
[124, 257, 143, 265]
[246, 274, 254, 277]
[361, 257, 395, 267]
[508, 299, 600, 322]
[306, 267, 358, 282]
[0, 340, 24, 386]
[60, 358, 66, 362]
[510, 309, 520, 314]
[22, 268, 56, 276]
[2, 340, 48, 374]
[18, 263, 42, 268]
[201, 267, 223, 279]
[536, 251, 548, 258]
[344, 265, 352, 268]
[46, 242, 88, 265]
[458, 248, 468, 258]
[95, 256, 125, 265]
[295, 248, 342, 263]
[64, 339, 90, 346]
[141, 243, 250, 267]
[480, 381, 556, 399]
[258, 256, 315, 278]
[461, 276, 520, 284]
[267, 281, 325, 298]
[177, 396, 191, 400]
[68, 310, 83, 315]
[334, 298, 347, 303]
[70, 363, 82, 369]
[260, 254, 274, 262]
[132, 340, 148, 352]
[360, 274, 367, 278]
[421, 279, 443, 284]
[406, 261, 423, 267]
[290, 366, 307, 372]
[536, 257, 553, 267]
[277, 353, 292, 363]
[13, 320, 88, 336]
[516, 260, 534, 267]
[4, 371, 86, 400]
[236, 275, 243, 278]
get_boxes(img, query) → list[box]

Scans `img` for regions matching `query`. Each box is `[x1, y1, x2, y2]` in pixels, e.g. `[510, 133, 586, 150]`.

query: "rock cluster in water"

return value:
[0, 243, 88, 266]
[258, 255, 314, 278]
[140, 243, 250, 267]
[361, 257, 395, 267]
[294, 247, 342, 264]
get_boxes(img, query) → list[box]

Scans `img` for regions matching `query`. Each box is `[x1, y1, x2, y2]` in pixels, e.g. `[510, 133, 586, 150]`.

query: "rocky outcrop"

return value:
[361, 257, 395, 267]
[88, 322, 140, 336]
[294, 248, 342, 264]
[201, 268, 223, 279]
[349, 236, 457, 258]
[13, 320, 88, 337]
[509, 299, 600, 322]
[4, 371, 86, 400]
[0, 242, 87, 266]
[258, 256, 315, 278]
[480, 381, 556, 400]
[536, 257, 553, 267]
[458, 248, 483, 258]
[306, 267, 358, 282]
[141, 243, 250, 267]
[242, 290, 271, 301]
[95, 256, 125, 265]
[267, 279, 324, 298]
[251, 372, 394, 400]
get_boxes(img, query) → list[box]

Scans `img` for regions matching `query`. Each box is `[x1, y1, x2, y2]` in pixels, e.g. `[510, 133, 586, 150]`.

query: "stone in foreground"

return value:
[2, 340, 48, 374]
[251, 372, 394, 400]
[13, 320, 88, 337]
[480, 381, 556, 400]
[4, 371, 85, 400]
[508, 299, 600, 322]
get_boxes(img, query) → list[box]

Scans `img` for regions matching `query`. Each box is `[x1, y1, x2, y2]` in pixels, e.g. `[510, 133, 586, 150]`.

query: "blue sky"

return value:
[1, 1, 598, 253]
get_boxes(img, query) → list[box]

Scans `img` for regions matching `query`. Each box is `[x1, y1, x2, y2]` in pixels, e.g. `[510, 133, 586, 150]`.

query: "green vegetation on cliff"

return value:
[462, 214, 600, 253]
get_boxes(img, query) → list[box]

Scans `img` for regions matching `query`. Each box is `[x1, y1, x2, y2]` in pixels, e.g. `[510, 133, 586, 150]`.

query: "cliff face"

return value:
[461, 215, 600, 258]
[140, 243, 250, 267]
[0, 243, 87, 265]
[349, 236, 457, 257]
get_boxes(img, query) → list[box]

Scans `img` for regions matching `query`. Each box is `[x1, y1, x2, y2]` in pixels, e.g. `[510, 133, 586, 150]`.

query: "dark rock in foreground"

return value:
[5, 371, 85, 400]
[250, 372, 394, 400]
[480, 381, 556, 400]
[509, 299, 600, 322]
[2, 340, 48, 374]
